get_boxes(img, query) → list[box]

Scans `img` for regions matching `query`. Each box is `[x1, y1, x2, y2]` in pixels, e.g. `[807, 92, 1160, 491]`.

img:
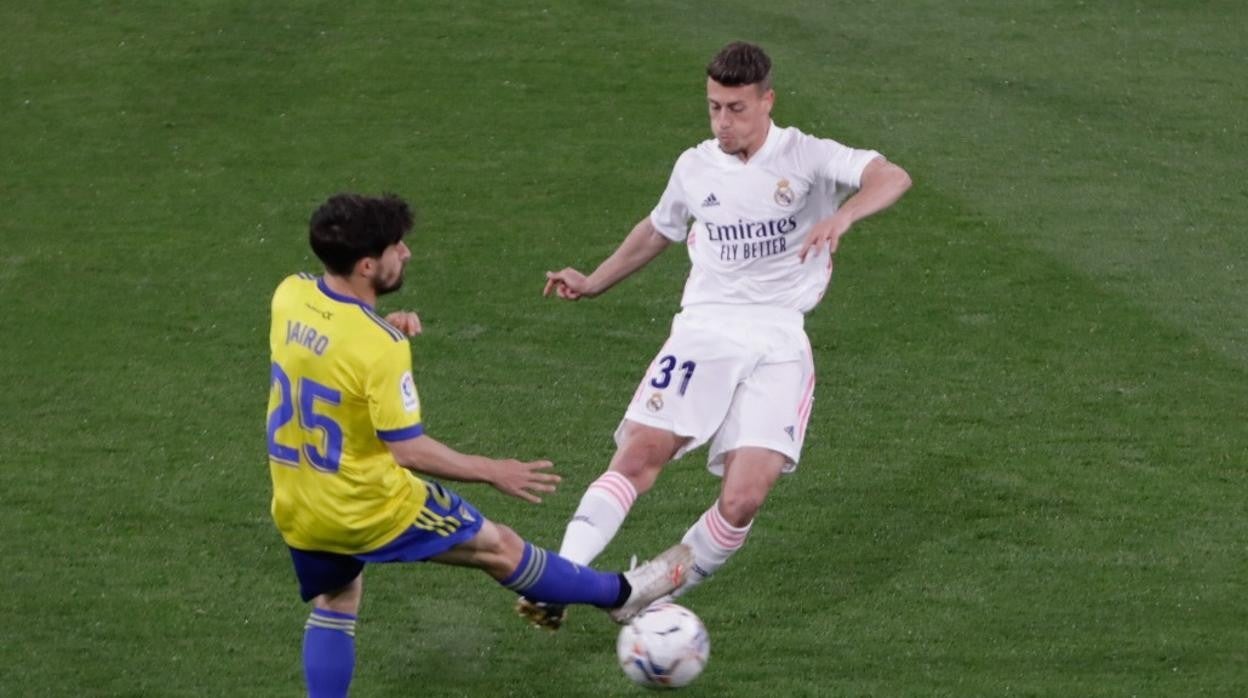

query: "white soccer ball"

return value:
[616, 603, 709, 689]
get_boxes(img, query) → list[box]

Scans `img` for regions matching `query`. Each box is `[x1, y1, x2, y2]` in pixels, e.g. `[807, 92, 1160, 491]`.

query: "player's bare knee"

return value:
[612, 432, 676, 490]
[612, 445, 661, 473]
[717, 491, 764, 527]
[610, 457, 662, 494]
[493, 523, 523, 552]
[314, 574, 363, 615]
[492, 524, 527, 576]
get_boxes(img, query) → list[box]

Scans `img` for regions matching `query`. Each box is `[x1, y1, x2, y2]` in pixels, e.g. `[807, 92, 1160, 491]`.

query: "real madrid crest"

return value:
[646, 393, 665, 412]
[774, 179, 795, 206]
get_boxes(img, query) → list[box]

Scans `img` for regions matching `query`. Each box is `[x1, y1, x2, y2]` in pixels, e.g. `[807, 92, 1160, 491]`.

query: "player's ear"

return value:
[355, 256, 377, 279]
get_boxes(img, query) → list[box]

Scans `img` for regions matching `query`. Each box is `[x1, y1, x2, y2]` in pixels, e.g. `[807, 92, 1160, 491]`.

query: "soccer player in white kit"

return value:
[519, 42, 912, 629]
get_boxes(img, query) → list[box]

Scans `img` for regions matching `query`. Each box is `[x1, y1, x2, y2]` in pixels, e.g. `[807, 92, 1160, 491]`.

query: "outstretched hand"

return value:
[543, 268, 592, 300]
[385, 311, 422, 336]
[489, 459, 561, 504]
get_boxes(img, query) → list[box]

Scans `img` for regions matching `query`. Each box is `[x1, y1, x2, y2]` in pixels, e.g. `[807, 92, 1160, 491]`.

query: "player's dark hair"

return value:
[309, 193, 414, 276]
[706, 41, 773, 92]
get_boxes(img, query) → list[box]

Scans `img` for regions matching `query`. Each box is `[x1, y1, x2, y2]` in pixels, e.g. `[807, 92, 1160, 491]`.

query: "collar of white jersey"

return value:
[716, 120, 780, 166]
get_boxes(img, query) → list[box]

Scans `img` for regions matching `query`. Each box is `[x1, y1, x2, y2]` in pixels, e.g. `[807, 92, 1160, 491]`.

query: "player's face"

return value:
[707, 78, 774, 159]
[371, 240, 411, 296]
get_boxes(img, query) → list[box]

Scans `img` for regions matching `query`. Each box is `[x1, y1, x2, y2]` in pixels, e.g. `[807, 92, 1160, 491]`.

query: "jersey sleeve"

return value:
[366, 338, 425, 442]
[648, 152, 694, 242]
[808, 134, 881, 190]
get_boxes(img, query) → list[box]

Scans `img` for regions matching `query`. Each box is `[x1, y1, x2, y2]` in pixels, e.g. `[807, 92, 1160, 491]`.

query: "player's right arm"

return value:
[545, 152, 691, 301]
[544, 217, 671, 300]
[385, 436, 559, 504]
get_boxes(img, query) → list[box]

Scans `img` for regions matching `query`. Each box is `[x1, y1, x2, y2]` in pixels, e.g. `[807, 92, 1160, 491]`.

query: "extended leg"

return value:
[435, 520, 691, 622]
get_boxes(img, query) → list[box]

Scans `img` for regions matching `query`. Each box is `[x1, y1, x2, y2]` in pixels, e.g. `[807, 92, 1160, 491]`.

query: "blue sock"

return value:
[501, 541, 625, 607]
[303, 608, 356, 698]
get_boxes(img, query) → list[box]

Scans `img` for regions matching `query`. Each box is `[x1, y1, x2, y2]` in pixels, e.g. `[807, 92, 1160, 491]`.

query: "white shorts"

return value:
[617, 304, 816, 475]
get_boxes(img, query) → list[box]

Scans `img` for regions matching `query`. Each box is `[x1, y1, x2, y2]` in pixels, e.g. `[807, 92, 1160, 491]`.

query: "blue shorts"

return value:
[288, 481, 486, 601]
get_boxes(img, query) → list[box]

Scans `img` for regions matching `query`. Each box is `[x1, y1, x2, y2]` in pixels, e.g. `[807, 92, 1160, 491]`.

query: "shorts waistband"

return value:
[678, 303, 804, 328]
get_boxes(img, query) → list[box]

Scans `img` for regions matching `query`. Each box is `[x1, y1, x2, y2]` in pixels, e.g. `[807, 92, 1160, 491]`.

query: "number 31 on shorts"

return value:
[650, 354, 697, 396]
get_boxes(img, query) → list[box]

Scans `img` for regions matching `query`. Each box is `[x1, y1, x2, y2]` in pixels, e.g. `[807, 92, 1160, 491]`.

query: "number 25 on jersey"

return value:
[267, 362, 344, 472]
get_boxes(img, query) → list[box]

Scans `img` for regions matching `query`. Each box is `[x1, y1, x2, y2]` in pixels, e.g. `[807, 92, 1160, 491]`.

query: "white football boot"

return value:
[608, 543, 693, 624]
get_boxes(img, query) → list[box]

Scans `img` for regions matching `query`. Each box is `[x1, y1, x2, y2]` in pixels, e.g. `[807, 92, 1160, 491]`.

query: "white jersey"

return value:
[649, 122, 880, 314]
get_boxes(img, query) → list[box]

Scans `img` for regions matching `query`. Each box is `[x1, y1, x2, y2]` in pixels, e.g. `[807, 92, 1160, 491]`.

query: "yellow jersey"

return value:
[267, 273, 428, 553]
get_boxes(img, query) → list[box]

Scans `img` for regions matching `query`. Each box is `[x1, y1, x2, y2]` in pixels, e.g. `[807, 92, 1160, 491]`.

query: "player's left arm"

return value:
[386, 435, 559, 504]
[798, 157, 912, 262]
[366, 339, 558, 503]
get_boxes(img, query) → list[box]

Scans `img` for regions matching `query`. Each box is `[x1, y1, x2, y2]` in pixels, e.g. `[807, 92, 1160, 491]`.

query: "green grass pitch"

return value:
[1, 1, 1245, 695]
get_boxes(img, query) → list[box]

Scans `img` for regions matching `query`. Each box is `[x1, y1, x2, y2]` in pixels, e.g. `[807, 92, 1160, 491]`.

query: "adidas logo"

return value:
[784, 425, 795, 441]
[701, 193, 720, 207]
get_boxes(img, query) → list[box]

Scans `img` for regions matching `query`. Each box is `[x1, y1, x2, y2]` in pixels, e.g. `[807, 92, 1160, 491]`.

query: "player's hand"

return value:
[543, 268, 592, 300]
[798, 214, 853, 263]
[385, 311, 422, 336]
[489, 459, 561, 504]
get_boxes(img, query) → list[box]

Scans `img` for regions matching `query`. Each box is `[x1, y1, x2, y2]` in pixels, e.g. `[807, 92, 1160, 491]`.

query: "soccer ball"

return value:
[616, 603, 709, 689]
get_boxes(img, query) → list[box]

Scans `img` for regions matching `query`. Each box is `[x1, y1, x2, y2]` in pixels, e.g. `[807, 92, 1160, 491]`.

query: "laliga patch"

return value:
[400, 372, 420, 413]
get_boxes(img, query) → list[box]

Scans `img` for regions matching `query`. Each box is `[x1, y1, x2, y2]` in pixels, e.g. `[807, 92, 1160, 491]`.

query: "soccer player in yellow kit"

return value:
[268, 193, 691, 697]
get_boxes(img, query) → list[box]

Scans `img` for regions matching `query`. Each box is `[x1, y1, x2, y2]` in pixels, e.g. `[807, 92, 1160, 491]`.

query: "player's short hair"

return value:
[707, 42, 772, 92]
[309, 193, 414, 276]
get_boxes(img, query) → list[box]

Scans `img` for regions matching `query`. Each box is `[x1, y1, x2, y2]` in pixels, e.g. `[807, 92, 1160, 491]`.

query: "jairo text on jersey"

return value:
[286, 320, 330, 356]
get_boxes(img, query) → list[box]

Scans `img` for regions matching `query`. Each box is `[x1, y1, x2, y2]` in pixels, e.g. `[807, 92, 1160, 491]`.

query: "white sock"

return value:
[672, 500, 752, 598]
[558, 471, 637, 565]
